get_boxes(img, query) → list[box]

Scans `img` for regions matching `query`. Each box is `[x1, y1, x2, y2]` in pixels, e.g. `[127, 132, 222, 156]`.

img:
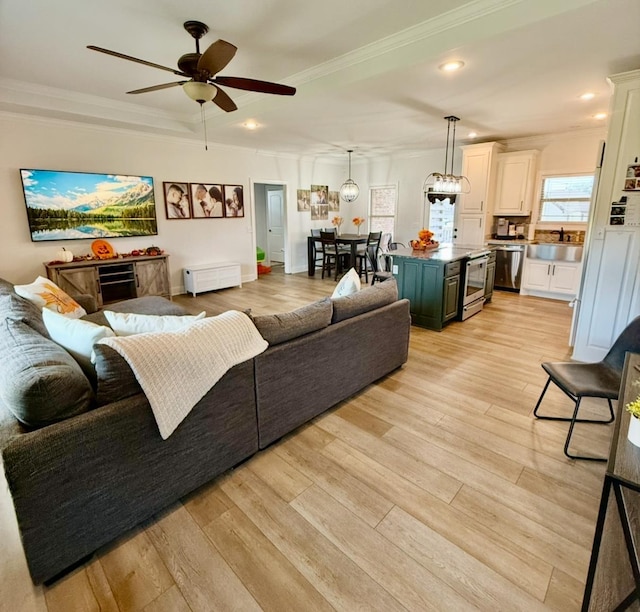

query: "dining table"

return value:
[307, 233, 368, 276]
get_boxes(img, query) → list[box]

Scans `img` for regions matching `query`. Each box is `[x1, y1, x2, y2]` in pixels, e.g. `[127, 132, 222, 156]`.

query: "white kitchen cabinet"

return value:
[457, 142, 504, 215]
[522, 258, 581, 298]
[494, 150, 539, 216]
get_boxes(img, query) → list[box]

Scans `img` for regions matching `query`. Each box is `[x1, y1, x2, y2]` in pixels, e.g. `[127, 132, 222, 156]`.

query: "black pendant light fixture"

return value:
[339, 149, 360, 203]
[423, 115, 470, 204]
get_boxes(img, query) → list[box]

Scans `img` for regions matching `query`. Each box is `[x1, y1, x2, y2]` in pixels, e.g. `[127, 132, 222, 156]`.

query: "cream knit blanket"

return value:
[98, 310, 268, 439]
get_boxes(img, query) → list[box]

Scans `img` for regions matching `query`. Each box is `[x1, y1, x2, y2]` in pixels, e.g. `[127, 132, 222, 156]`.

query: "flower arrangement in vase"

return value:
[353, 217, 365, 235]
[626, 395, 640, 447]
[409, 228, 439, 251]
[331, 216, 344, 234]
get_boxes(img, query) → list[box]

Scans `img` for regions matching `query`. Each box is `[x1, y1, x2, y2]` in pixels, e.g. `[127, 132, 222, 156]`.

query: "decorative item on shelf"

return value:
[409, 228, 439, 251]
[331, 215, 344, 234]
[626, 395, 640, 447]
[55, 247, 73, 263]
[339, 149, 360, 203]
[352, 217, 365, 236]
[423, 116, 470, 205]
[145, 246, 163, 256]
[91, 239, 116, 260]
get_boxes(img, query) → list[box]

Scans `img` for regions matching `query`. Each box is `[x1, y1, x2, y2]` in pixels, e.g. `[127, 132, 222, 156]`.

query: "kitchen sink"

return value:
[527, 244, 583, 262]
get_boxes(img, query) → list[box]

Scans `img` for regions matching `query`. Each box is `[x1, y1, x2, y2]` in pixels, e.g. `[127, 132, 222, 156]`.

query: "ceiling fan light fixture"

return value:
[339, 150, 360, 203]
[183, 81, 217, 103]
[423, 115, 470, 205]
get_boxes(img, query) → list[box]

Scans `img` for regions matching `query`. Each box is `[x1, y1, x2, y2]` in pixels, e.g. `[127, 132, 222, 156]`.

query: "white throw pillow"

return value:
[331, 268, 361, 298]
[14, 276, 87, 319]
[42, 308, 115, 375]
[103, 310, 206, 336]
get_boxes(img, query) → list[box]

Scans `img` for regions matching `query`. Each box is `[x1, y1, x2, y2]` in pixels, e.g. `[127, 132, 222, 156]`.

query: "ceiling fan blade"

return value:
[212, 87, 238, 112]
[127, 81, 187, 94]
[87, 45, 189, 77]
[198, 39, 238, 76]
[213, 76, 296, 96]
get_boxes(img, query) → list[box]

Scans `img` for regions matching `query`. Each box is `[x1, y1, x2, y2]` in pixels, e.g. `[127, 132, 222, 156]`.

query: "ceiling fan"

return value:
[88, 20, 296, 112]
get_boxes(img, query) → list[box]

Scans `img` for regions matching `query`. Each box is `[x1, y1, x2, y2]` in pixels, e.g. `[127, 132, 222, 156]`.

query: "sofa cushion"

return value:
[251, 298, 333, 345]
[14, 276, 87, 319]
[103, 310, 206, 336]
[92, 344, 142, 406]
[42, 308, 115, 377]
[331, 268, 361, 298]
[331, 277, 398, 323]
[82, 296, 188, 327]
[0, 278, 49, 337]
[0, 318, 93, 427]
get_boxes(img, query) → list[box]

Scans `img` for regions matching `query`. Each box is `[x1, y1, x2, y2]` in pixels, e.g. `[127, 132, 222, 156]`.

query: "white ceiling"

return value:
[1, 0, 639, 157]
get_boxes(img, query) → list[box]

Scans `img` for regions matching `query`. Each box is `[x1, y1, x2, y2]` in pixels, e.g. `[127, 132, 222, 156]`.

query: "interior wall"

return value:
[0, 114, 344, 289]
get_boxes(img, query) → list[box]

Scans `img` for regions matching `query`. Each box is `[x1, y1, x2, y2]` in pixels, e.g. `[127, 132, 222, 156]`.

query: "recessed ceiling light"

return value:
[439, 61, 465, 73]
[593, 112, 607, 120]
[580, 92, 595, 100]
[468, 132, 477, 138]
[243, 120, 259, 130]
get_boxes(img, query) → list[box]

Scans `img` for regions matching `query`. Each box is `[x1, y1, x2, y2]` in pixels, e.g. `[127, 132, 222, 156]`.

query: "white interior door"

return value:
[267, 189, 285, 263]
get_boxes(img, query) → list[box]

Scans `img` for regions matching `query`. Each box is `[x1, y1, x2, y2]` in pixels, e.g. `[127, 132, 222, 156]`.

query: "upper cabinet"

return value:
[457, 142, 504, 215]
[494, 150, 539, 216]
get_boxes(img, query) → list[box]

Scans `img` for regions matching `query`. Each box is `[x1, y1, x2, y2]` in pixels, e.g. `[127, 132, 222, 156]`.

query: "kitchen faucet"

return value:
[550, 227, 564, 242]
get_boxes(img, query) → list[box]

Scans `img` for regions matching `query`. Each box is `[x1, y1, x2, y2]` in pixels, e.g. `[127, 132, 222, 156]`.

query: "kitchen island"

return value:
[392, 245, 491, 331]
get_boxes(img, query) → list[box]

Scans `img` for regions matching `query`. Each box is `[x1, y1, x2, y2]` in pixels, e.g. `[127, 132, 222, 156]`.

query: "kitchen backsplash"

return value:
[534, 229, 585, 244]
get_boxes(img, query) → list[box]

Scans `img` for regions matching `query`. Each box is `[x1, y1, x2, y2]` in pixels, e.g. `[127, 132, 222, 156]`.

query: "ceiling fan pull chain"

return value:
[200, 103, 209, 151]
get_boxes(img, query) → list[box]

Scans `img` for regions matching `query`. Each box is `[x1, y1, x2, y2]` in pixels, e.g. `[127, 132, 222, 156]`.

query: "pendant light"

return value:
[423, 115, 470, 205]
[339, 149, 360, 203]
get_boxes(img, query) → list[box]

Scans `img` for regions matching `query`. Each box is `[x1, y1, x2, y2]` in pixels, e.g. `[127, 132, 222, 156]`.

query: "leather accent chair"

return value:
[533, 315, 640, 461]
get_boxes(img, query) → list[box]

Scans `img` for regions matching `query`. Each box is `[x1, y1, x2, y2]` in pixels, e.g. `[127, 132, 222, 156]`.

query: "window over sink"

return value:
[538, 174, 594, 223]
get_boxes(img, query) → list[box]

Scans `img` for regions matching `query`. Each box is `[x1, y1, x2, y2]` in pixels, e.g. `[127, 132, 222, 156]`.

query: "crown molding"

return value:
[500, 126, 607, 150]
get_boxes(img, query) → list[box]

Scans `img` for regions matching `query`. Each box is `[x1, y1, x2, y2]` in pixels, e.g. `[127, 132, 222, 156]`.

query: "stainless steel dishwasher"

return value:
[493, 244, 525, 291]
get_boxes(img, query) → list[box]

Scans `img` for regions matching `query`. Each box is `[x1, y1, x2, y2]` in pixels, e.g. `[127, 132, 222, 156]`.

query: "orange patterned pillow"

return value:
[14, 276, 87, 319]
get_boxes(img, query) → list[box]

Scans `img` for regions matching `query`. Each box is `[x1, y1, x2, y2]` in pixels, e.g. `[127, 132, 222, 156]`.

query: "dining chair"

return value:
[320, 231, 349, 280]
[533, 315, 640, 460]
[366, 245, 393, 285]
[380, 232, 392, 253]
[356, 232, 382, 283]
[310, 229, 323, 272]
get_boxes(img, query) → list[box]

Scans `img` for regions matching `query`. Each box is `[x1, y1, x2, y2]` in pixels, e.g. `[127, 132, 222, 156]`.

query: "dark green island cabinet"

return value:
[393, 252, 462, 331]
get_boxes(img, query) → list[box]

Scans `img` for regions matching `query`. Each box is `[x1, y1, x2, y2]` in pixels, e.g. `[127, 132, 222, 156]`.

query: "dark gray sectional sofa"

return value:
[0, 276, 410, 585]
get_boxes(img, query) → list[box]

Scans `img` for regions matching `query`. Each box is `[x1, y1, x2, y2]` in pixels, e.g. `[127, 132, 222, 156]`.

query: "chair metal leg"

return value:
[534, 377, 613, 461]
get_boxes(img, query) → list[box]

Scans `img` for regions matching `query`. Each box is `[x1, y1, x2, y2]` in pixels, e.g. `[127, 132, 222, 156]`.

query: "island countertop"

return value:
[391, 244, 490, 263]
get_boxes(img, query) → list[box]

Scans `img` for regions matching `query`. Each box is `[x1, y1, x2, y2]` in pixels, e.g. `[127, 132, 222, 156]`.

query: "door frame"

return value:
[250, 179, 290, 273]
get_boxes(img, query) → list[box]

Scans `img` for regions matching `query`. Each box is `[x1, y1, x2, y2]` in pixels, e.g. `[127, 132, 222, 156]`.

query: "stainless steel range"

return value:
[461, 249, 490, 320]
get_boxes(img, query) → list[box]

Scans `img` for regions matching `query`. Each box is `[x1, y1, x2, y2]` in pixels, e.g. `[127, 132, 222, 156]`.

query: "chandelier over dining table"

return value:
[423, 115, 470, 204]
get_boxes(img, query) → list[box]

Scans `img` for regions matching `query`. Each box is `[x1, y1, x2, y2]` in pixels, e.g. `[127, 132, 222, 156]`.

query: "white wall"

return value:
[0, 114, 343, 290]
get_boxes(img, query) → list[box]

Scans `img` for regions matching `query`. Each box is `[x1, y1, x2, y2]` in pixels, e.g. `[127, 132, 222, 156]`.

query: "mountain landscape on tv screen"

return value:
[20, 170, 158, 241]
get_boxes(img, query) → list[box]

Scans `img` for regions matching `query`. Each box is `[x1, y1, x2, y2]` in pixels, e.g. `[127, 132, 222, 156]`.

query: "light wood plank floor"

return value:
[1, 266, 612, 611]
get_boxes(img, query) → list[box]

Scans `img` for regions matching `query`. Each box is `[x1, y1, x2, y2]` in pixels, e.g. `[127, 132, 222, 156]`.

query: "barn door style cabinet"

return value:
[45, 255, 171, 307]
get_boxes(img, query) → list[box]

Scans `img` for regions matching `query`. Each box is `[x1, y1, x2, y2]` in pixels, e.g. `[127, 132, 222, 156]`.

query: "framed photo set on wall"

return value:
[223, 185, 244, 217]
[190, 183, 224, 218]
[163, 182, 191, 219]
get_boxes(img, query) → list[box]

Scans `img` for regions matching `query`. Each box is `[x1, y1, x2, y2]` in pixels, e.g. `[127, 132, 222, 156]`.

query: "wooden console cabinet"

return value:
[45, 255, 170, 307]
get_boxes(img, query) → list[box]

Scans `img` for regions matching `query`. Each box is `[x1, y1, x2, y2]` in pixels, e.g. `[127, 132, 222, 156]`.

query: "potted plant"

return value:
[626, 396, 640, 447]
[352, 217, 365, 235]
[331, 216, 343, 234]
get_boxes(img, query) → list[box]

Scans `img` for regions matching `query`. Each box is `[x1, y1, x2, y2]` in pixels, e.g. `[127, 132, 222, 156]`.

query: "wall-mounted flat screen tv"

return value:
[20, 169, 158, 242]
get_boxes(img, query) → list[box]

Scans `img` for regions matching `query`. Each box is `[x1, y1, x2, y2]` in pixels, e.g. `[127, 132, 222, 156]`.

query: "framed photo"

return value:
[190, 183, 224, 218]
[328, 190, 340, 211]
[163, 182, 191, 219]
[310, 184, 329, 220]
[297, 189, 311, 211]
[625, 165, 640, 191]
[223, 185, 244, 217]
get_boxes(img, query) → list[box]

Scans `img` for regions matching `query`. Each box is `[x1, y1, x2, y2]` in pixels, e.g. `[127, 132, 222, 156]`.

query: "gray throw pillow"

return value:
[251, 298, 333, 345]
[0, 318, 93, 427]
[0, 278, 49, 338]
[92, 343, 142, 406]
[331, 278, 398, 323]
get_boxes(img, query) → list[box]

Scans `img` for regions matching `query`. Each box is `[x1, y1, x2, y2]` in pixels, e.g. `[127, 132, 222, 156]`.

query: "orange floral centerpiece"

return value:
[331, 216, 344, 233]
[410, 228, 439, 251]
[353, 217, 365, 235]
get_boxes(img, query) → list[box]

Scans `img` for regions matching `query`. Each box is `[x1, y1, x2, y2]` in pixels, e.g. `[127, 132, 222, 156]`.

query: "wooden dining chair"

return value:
[310, 229, 323, 272]
[366, 245, 393, 285]
[320, 231, 349, 280]
[356, 232, 382, 283]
